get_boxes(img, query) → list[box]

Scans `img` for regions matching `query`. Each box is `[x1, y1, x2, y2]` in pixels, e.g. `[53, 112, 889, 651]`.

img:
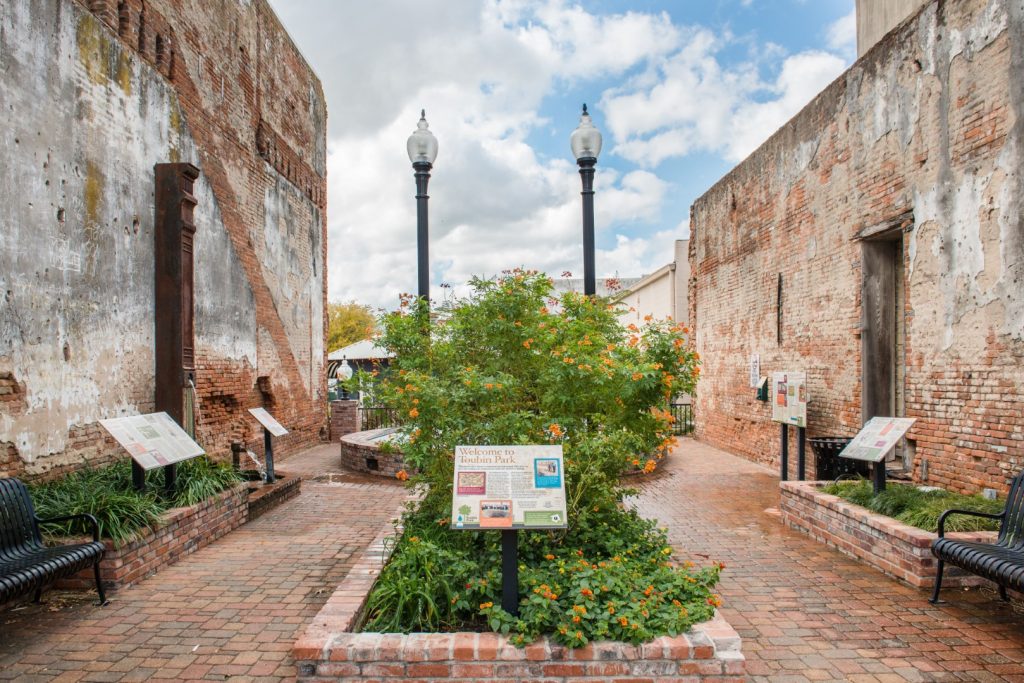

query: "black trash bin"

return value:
[809, 437, 871, 481]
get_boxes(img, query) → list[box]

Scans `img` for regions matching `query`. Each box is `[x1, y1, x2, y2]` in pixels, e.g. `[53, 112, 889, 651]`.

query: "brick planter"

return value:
[294, 495, 745, 682]
[57, 482, 249, 592]
[339, 428, 409, 477]
[779, 480, 997, 589]
[247, 471, 301, 521]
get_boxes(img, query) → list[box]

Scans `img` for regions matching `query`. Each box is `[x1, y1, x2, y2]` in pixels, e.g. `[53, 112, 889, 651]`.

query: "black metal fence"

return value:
[670, 402, 694, 435]
[360, 406, 401, 431]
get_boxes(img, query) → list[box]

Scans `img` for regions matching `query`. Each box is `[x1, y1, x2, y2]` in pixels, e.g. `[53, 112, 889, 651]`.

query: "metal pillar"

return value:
[413, 161, 432, 302]
[501, 530, 519, 616]
[577, 157, 596, 296]
[780, 423, 789, 481]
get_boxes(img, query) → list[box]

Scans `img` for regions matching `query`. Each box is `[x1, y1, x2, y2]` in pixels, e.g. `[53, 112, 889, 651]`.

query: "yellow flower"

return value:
[479, 601, 493, 610]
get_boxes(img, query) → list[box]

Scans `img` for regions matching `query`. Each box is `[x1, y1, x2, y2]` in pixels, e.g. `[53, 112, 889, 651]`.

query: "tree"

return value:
[327, 301, 376, 352]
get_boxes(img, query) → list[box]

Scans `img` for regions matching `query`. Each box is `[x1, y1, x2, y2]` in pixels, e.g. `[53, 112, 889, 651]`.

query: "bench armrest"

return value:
[35, 513, 102, 543]
[936, 508, 1004, 538]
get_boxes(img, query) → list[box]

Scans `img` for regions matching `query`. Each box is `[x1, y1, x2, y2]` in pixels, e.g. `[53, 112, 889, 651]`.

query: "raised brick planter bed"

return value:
[57, 482, 249, 592]
[247, 471, 301, 521]
[780, 480, 997, 589]
[294, 494, 745, 682]
[339, 428, 409, 477]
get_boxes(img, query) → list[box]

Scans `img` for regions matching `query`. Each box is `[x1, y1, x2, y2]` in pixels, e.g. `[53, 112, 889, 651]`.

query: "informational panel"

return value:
[840, 417, 916, 462]
[100, 412, 204, 471]
[771, 371, 808, 427]
[451, 445, 567, 530]
[248, 408, 288, 436]
[748, 354, 760, 388]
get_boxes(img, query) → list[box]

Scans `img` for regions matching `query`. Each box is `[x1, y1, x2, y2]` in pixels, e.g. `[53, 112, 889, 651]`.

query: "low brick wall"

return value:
[339, 428, 409, 477]
[780, 480, 997, 589]
[330, 400, 359, 441]
[57, 483, 249, 591]
[247, 471, 301, 521]
[294, 493, 745, 682]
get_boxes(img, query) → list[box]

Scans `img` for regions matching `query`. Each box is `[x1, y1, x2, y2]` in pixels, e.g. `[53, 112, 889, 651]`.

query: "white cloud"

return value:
[826, 9, 857, 61]
[268, 0, 853, 309]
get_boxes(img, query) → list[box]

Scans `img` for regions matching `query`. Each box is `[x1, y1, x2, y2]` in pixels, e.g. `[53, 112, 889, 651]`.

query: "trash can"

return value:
[809, 437, 871, 481]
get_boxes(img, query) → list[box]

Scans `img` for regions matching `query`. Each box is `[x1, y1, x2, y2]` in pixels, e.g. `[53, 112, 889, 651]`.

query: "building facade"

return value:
[689, 0, 1022, 494]
[0, 0, 328, 479]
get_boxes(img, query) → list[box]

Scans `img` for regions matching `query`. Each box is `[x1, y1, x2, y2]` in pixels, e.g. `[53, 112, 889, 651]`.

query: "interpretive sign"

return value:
[451, 445, 567, 530]
[840, 417, 916, 462]
[771, 371, 808, 427]
[100, 412, 204, 471]
[248, 408, 288, 436]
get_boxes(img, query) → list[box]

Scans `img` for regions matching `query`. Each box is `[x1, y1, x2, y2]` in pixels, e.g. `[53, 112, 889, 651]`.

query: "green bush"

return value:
[822, 480, 1004, 532]
[359, 270, 719, 646]
[30, 456, 242, 545]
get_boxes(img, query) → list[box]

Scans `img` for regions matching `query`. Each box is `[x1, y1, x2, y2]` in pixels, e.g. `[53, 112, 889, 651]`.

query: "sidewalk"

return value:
[0, 444, 407, 682]
[634, 439, 1024, 682]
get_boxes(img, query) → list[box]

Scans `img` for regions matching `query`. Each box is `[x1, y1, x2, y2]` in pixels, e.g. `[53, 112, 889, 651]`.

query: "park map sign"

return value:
[451, 445, 567, 530]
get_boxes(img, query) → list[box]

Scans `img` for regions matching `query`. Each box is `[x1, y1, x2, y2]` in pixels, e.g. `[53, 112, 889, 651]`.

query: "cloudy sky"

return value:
[267, 0, 856, 311]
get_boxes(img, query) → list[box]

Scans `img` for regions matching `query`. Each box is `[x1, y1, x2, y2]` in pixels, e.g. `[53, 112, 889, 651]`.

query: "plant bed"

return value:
[293, 496, 744, 682]
[339, 428, 410, 477]
[779, 480, 998, 589]
[55, 482, 248, 591]
[246, 471, 301, 521]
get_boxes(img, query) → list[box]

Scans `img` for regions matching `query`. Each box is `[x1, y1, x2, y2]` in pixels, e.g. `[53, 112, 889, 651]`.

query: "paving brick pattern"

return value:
[0, 446, 406, 682]
[633, 440, 1024, 683]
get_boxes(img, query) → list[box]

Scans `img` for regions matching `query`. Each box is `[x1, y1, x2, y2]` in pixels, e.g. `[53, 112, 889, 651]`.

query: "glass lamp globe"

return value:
[335, 359, 353, 381]
[407, 110, 439, 165]
[570, 104, 602, 161]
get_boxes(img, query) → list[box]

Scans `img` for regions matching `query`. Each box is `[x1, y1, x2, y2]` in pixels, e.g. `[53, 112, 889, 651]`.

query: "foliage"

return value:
[327, 300, 377, 352]
[360, 270, 715, 646]
[30, 457, 242, 545]
[823, 480, 1004, 532]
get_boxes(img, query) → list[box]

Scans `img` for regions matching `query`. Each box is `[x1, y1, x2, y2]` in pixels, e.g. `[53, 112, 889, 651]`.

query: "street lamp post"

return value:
[335, 358, 353, 400]
[570, 104, 602, 297]
[407, 110, 439, 302]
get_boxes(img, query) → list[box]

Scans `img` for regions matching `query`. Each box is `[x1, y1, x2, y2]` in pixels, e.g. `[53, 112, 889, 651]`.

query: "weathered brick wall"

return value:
[0, 0, 327, 479]
[689, 0, 1023, 493]
[330, 400, 360, 440]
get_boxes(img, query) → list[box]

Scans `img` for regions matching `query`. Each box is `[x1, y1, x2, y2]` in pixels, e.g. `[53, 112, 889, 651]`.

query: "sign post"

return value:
[100, 412, 205, 489]
[451, 445, 567, 617]
[771, 372, 808, 481]
[839, 417, 916, 494]
[248, 408, 288, 484]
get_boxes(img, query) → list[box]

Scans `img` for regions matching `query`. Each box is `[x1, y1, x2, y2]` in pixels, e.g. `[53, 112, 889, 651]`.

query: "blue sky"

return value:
[268, 0, 856, 310]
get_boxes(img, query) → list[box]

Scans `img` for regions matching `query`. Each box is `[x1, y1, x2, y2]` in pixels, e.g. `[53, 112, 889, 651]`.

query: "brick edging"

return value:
[779, 480, 996, 588]
[294, 488, 745, 681]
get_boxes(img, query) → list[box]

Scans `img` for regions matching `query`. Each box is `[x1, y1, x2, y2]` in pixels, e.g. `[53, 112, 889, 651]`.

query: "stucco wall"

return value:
[0, 0, 328, 479]
[689, 0, 1023, 494]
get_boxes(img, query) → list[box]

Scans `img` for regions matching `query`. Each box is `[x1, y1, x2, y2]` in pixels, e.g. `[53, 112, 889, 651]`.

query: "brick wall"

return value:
[339, 430, 409, 477]
[1, 0, 327, 479]
[57, 483, 249, 591]
[330, 400, 360, 441]
[779, 481, 994, 589]
[689, 0, 1024, 493]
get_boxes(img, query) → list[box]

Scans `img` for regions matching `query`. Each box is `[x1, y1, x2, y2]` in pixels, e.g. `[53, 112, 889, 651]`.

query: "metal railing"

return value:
[670, 402, 694, 435]
[360, 406, 401, 431]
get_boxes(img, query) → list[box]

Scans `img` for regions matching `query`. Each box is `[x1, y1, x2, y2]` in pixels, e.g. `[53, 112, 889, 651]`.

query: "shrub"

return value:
[358, 270, 717, 646]
[823, 480, 1004, 532]
[30, 456, 242, 545]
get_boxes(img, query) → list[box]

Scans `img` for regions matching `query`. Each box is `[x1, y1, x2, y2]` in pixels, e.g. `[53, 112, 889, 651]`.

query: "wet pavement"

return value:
[633, 439, 1024, 682]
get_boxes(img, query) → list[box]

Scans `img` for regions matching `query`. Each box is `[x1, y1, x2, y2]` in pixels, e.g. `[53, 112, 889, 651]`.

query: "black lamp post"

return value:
[407, 110, 439, 302]
[570, 104, 602, 296]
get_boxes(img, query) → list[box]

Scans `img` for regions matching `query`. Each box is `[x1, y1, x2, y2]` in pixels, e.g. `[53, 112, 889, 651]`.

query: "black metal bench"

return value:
[930, 471, 1024, 603]
[1, 477, 107, 606]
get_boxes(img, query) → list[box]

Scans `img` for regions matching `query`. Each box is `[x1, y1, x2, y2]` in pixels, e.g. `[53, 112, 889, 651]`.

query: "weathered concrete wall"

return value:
[0, 0, 328, 479]
[857, 0, 930, 57]
[690, 0, 1023, 494]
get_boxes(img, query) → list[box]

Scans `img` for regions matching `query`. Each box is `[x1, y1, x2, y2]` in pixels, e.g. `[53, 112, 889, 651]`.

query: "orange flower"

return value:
[480, 601, 494, 610]
[619, 616, 629, 627]
[644, 314, 653, 322]
[523, 339, 533, 349]
[409, 408, 420, 418]
[395, 470, 409, 481]
[581, 588, 593, 598]
[643, 460, 656, 474]
[485, 383, 494, 390]
[548, 423, 564, 438]
[572, 615, 581, 623]
[545, 554, 555, 560]
[631, 372, 643, 381]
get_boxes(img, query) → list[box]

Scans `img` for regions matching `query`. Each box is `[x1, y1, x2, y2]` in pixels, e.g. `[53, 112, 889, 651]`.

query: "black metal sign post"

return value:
[873, 461, 886, 494]
[797, 426, 806, 481]
[780, 423, 789, 481]
[501, 529, 519, 616]
[263, 427, 276, 484]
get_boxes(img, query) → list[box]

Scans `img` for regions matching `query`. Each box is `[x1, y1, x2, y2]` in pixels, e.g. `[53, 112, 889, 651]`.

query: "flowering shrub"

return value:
[359, 270, 718, 645]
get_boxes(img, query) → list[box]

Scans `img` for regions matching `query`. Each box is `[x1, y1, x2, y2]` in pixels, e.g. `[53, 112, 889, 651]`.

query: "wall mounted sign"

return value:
[451, 445, 567, 530]
[840, 417, 916, 462]
[248, 408, 288, 436]
[749, 354, 760, 388]
[771, 371, 808, 427]
[100, 412, 204, 471]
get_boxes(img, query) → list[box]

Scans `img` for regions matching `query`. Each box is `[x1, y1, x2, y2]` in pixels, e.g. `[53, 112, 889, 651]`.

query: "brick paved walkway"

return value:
[634, 439, 1024, 683]
[0, 445, 406, 682]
